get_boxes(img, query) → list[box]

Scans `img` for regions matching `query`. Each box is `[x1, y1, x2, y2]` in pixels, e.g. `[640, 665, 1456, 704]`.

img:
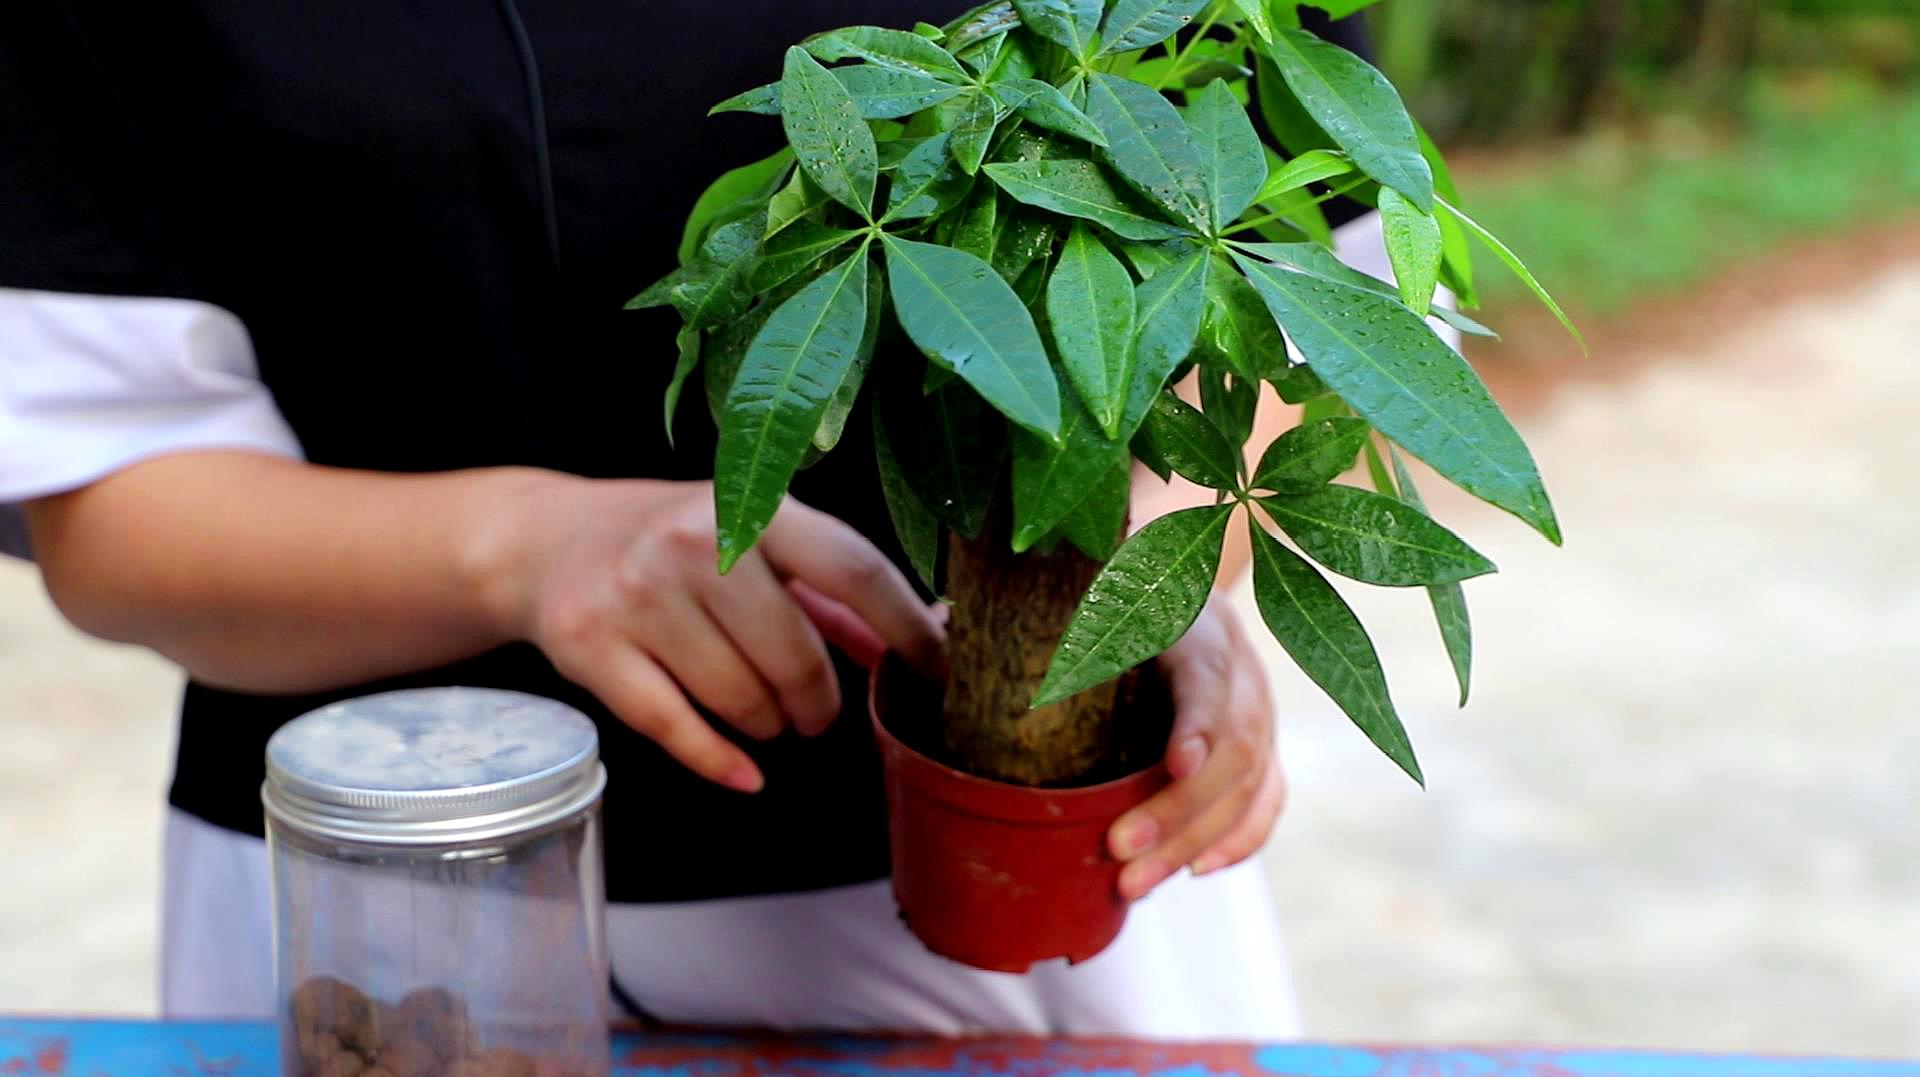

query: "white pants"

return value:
[162, 808, 1301, 1037]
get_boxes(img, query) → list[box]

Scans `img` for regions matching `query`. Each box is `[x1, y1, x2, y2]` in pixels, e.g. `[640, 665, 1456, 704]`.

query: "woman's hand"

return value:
[1106, 596, 1286, 900]
[486, 474, 946, 795]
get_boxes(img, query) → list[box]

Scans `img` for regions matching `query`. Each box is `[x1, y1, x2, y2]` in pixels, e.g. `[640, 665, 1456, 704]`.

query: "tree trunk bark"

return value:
[940, 505, 1121, 786]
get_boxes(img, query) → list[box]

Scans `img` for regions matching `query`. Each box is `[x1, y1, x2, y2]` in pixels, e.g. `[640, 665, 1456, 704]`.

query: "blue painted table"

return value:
[1, 1020, 1913, 1077]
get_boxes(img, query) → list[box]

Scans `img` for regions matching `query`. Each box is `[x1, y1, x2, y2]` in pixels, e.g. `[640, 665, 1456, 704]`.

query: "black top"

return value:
[1, 1, 1369, 902]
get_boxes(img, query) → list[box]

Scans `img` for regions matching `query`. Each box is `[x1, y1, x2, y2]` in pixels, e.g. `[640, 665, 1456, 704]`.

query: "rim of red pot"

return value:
[868, 655, 1169, 826]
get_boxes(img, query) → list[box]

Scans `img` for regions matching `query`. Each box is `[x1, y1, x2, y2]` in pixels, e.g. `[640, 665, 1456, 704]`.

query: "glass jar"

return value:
[263, 687, 610, 1077]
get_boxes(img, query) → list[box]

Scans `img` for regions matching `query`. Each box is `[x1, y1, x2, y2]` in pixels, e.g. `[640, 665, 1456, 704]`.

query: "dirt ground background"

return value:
[1, 253, 1914, 1053]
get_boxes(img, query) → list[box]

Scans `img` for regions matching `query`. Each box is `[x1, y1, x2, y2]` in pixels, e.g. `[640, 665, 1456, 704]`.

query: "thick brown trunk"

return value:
[941, 506, 1120, 786]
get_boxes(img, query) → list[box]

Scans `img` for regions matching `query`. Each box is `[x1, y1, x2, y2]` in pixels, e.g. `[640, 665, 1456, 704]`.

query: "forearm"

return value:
[25, 452, 550, 693]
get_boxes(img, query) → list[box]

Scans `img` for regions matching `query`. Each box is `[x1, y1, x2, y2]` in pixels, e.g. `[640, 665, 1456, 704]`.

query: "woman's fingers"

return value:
[698, 550, 842, 735]
[630, 588, 785, 741]
[761, 501, 946, 679]
[1191, 756, 1288, 876]
[564, 644, 763, 794]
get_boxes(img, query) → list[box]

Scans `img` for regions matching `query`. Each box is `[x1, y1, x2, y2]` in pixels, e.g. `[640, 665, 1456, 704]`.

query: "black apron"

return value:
[1, 0, 1369, 902]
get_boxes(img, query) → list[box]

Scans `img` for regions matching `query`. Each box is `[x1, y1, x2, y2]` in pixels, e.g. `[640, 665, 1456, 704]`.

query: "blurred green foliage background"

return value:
[1375, 0, 1920, 317]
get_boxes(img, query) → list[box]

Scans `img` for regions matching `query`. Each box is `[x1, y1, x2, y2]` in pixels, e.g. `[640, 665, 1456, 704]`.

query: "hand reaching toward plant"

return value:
[1108, 596, 1284, 901]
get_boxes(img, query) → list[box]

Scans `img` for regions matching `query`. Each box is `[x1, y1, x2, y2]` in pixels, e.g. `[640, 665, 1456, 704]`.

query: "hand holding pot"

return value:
[1108, 597, 1286, 901]
[492, 476, 946, 795]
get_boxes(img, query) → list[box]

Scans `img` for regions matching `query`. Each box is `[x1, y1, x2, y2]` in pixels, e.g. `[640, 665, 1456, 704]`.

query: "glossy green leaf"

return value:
[1055, 455, 1132, 561]
[990, 78, 1108, 148]
[714, 67, 969, 121]
[1301, 0, 1384, 17]
[804, 25, 971, 82]
[676, 214, 764, 329]
[751, 220, 861, 293]
[995, 214, 1057, 285]
[714, 247, 870, 572]
[1099, 0, 1211, 55]
[887, 378, 1005, 539]
[1118, 244, 1210, 439]
[813, 264, 885, 453]
[1261, 28, 1432, 211]
[1047, 224, 1138, 437]
[1011, 0, 1103, 57]
[883, 132, 971, 222]
[1259, 484, 1493, 586]
[1379, 187, 1442, 316]
[1199, 367, 1258, 448]
[951, 185, 1001, 262]
[1299, 392, 1347, 425]
[982, 159, 1192, 242]
[702, 279, 797, 420]
[1140, 392, 1241, 491]
[1249, 525, 1421, 784]
[1361, 436, 1394, 495]
[1417, 122, 1477, 309]
[1391, 446, 1473, 706]
[1012, 391, 1128, 552]
[1255, 57, 1338, 159]
[1437, 195, 1585, 352]
[872, 401, 942, 593]
[948, 89, 1005, 176]
[883, 234, 1061, 441]
[676, 150, 791, 266]
[1270, 361, 1330, 403]
[1252, 416, 1369, 492]
[1196, 254, 1289, 380]
[945, 1, 1023, 51]
[1086, 73, 1211, 233]
[662, 326, 702, 444]
[1228, 0, 1276, 42]
[1185, 79, 1268, 233]
[765, 170, 830, 238]
[781, 47, 878, 220]
[1231, 253, 1560, 543]
[1034, 504, 1233, 707]
[1231, 240, 1497, 338]
[1255, 148, 1353, 204]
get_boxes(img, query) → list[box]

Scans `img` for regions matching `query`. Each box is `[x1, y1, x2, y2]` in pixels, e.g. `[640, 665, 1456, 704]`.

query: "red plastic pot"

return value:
[868, 659, 1170, 973]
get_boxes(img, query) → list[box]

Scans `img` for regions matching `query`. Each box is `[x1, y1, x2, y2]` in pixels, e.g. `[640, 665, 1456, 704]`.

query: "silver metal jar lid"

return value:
[263, 687, 606, 846]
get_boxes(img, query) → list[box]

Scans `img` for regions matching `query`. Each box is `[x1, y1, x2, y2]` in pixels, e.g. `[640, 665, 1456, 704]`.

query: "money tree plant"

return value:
[631, 0, 1579, 787]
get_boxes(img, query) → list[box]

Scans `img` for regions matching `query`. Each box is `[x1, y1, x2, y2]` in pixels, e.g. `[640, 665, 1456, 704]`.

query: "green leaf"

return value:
[990, 78, 1108, 148]
[1047, 224, 1138, 438]
[662, 326, 702, 444]
[1261, 28, 1432, 211]
[886, 378, 1005, 539]
[1255, 57, 1338, 159]
[676, 150, 791, 266]
[1252, 416, 1369, 492]
[1140, 392, 1241, 491]
[703, 281, 795, 419]
[1099, 0, 1211, 55]
[1034, 504, 1233, 707]
[1055, 455, 1132, 561]
[751, 220, 861, 293]
[1012, 391, 1128, 552]
[814, 265, 885, 453]
[1299, 392, 1347, 425]
[803, 25, 971, 82]
[1011, 0, 1103, 57]
[1248, 525, 1421, 784]
[765, 170, 830, 238]
[1231, 253, 1560, 543]
[951, 185, 1001, 262]
[1196, 254, 1289, 380]
[947, 89, 1005, 176]
[714, 67, 968, 120]
[1301, 0, 1384, 17]
[872, 400, 942, 593]
[983, 159, 1192, 242]
[1199, 367, 1258, 448]
[1259, 485, 1494, 586]
[1119, 244, 1210, 439]
[994, 212, 1057, 284]
[882, 133, 971, 222]
[1255, 148, 1353, 205]
[714, 246, 871, 572]
[945, 1, 1023, 51]
[1437, 196, 1585, 352]
[1417, 121, 1477, 309]
[1086, 73, 1212, 233]
[1361, 435, 1394, 495]
[676, 214, 765, 329]
[1270, 361, 1330, 404]
[781, 47, 879, 220]
[1229, 0, 1276, 42]
[1232, 240, 1497, 338]
[1379, 187, 1442, 316]
[882, 234, 1061, 440]
[1184, 79, 1268, 233]
[1390, 446, 1473, 706]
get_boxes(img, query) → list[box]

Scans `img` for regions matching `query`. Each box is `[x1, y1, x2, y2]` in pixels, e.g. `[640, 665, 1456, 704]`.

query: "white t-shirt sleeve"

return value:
[0, 287, 304, 502]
